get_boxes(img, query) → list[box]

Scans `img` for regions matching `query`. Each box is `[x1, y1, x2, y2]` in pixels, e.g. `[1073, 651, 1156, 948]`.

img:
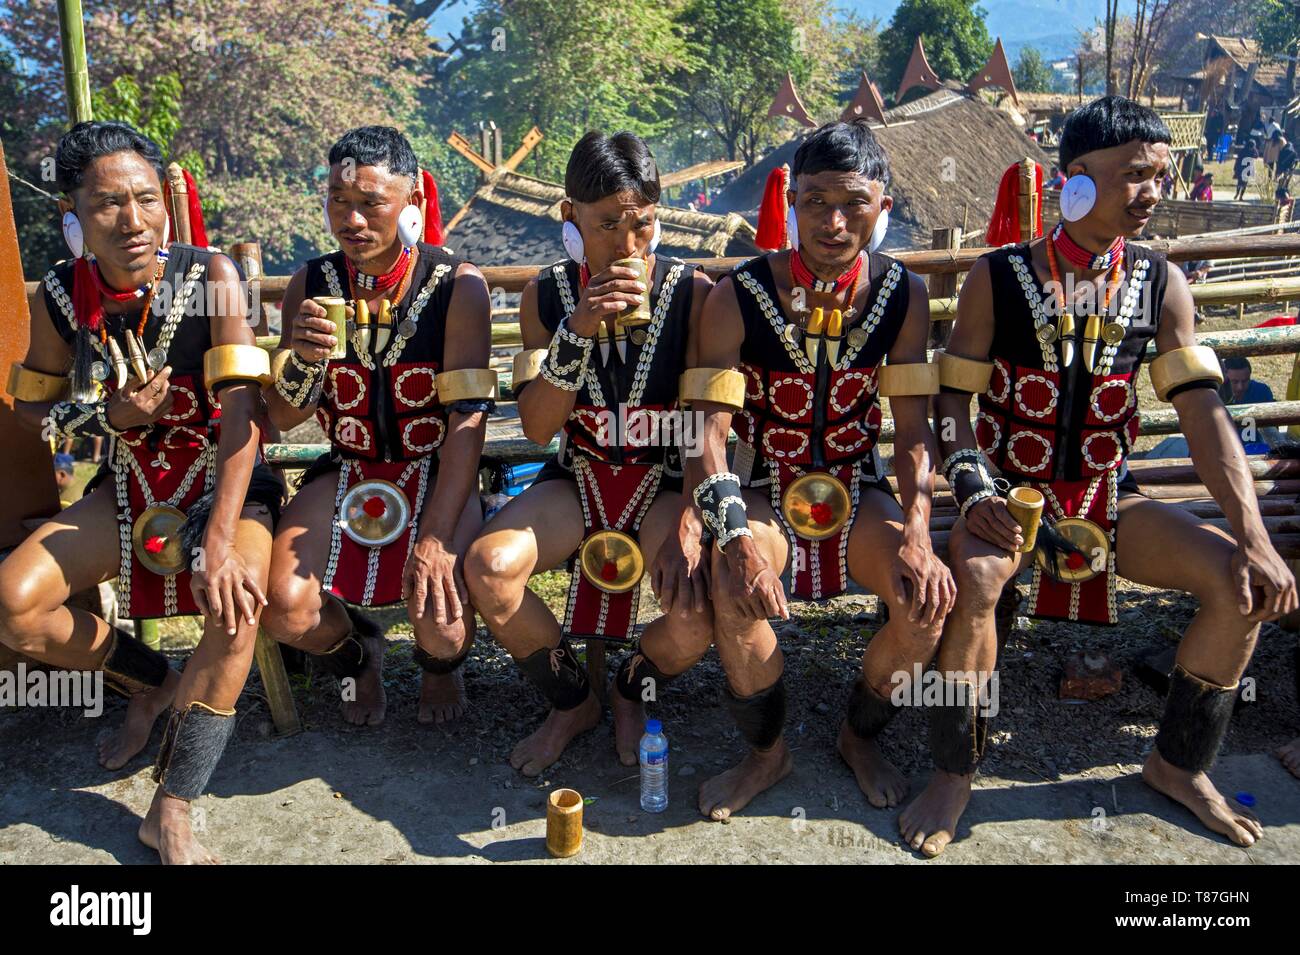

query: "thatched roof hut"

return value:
[445, 166, 759, 265]
[711, 90, 1051, 249]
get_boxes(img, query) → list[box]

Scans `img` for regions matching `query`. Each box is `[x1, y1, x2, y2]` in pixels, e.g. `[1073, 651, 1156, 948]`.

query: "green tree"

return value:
[877, 0, 994, 102]
[1253, 0, 1300, 98]
[1013, 46, 1053, 93]
[1, 0, 433, 267]
[0, 48, 63, 277]
[676, 0, 805, 164]
[445, 0, 692, 182]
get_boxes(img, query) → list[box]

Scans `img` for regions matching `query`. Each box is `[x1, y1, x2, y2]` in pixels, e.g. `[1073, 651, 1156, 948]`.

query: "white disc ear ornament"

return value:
[561, 219, 585, 263]
[397, 204, 423, 247]
[1059, 174, 1097, 222]
[649, 218, 661, 253]
[786, 205, 800, 251]
[62, 211, 84, 259]
[869, 208, 889, 253]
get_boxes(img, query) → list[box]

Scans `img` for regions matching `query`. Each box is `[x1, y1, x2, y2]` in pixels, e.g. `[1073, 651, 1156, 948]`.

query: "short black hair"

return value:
[564, 131, 661, 205]
[1058, 95, 1171, 170]
[1223, 356, 1252, 374]
[328, 126, 418, 182]
[55, 121, 165, 194]
[792, 120, 890, 189]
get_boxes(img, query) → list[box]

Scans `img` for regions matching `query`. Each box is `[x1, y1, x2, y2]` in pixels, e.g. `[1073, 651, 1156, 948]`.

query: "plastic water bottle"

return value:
[639, 718, 668, 812]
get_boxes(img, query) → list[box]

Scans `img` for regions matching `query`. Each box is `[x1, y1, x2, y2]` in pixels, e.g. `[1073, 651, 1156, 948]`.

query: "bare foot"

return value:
[341, 634, 386, 727]
[1142, 750, 1263, 846]
[899, 770, 972, 857]
[698, 737, 793, 821]
[610, 691, 644, 767]
[509, 692, 601, 777]
[97, 669, 180, 770]
[1277, 738, 1300, 779]
[418, 669, 468, 725]
[837, 721, 908, 808]
[138, 788, 220, 864]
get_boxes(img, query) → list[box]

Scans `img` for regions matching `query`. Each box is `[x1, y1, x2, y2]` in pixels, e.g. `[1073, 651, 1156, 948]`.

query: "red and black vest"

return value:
[974, 242, 1169, 482]
[730, 250, 910, 483]
[44, 243, 218, 451]
[303, 242, 460, 463]
[535, 255, 695, 477]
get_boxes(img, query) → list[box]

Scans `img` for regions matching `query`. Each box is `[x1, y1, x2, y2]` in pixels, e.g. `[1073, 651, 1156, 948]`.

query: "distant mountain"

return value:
[841, 0, 1134, 63]
[425, 0, 1135, 67]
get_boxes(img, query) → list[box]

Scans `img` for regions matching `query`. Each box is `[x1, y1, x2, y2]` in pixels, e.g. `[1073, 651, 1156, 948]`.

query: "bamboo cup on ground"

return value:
[546, 788, 584, 858]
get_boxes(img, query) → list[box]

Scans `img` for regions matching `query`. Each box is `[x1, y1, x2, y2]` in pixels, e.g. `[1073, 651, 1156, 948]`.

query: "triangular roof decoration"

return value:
[767, 72, 817, 128]
[841, 72, 889, 126]
[967, 38, 1019, 106]
[897, 37, 942, 103]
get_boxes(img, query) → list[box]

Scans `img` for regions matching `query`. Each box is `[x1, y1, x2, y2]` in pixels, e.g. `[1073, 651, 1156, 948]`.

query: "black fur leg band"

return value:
[413, 643, 471, 675]
[102, 628, 171, 696]
[1154, 664, 1237, 773]
[152, 702, 237, 800]
[845, 678, 900, 740]
[614, 646, 676, 702]
[314, 606, 381, 679]
[517, 640, 589, 711]
[315, 633, 367, 679]
[929, 681, 990, 775]
[723, 677, 787, 750]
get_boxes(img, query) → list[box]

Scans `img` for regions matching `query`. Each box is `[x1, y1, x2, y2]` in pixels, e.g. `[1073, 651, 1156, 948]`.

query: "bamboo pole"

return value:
[464, 305, 1300, 352]
[56, 0, 92, 125]
[100, 231, 1300, 305]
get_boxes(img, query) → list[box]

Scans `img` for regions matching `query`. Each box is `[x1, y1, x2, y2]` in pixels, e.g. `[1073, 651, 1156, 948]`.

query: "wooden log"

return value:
[470, 309, 1300, 353]
[1138, 400, 1300, 435]
[895, 456, 1300, 493]
[1124, 455, 1300, 482]
[253, 629, 302, 737]
[263, 402, 1300, 470]
[1139, 480, 1300, 499]
[930, 496, 1294, 519]
[926, 531, 1300, 558]
[928, 227, 961, 348]
[586, 641, 607, 705]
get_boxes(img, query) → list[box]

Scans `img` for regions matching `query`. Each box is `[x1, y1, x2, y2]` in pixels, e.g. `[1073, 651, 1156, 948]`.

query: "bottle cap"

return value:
[645, 718, 662, 735]
[1234, 791, 1256, 808]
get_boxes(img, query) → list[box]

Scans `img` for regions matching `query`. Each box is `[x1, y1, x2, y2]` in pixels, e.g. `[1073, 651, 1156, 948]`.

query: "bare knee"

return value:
[199, 619, 260, 660]
[650, 610, 714, 673]
[1186, 547, 1247, 613]
[0, 567, 59, 653]
[262, 578, 323, 644]
[882, 596, 946, 656]
[464, 535, 531, 617]
[952, 551, 1015, 616]
[413, 614, 474, 660]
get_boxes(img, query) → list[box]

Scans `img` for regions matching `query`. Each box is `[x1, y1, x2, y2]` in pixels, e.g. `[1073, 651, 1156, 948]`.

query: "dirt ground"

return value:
[2, 575, 1298, 865]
